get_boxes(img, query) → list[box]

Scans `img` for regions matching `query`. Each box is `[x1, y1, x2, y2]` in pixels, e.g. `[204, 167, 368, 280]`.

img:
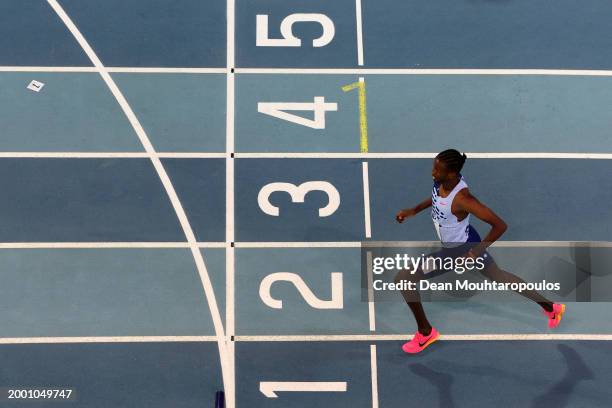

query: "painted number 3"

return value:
[258, 181, 340, 217]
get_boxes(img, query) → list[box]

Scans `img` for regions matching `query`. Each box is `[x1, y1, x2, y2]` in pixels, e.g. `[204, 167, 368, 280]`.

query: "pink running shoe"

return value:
[402, 327, 440, 354]
[544, 303, 566, 329]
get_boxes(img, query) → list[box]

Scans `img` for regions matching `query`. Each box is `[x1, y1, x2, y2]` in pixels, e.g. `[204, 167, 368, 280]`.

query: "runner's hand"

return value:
[396, 208, 417, 223]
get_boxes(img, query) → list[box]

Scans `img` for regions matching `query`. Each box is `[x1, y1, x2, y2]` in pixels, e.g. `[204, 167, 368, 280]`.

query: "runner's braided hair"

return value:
[436, 149, 467, 173]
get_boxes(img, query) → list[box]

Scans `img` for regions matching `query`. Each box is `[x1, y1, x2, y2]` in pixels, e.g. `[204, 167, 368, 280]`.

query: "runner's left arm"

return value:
[455, 190, 507, 256]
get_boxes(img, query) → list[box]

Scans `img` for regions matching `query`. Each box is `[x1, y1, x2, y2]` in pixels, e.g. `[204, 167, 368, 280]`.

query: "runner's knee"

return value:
[480, 264, 501, 280]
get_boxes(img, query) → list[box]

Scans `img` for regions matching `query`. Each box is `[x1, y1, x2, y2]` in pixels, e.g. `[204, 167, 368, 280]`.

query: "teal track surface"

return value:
[1, 0, 611, 407]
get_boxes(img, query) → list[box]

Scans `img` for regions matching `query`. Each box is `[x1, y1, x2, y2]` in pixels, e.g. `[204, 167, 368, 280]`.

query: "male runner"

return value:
[395, 149, 565, 354]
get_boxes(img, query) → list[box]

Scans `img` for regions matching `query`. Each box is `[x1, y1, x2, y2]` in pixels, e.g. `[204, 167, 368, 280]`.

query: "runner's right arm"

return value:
[396, 197, 432, 223]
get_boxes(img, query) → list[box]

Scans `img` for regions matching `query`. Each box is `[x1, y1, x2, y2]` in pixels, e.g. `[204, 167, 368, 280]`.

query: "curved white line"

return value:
[46, 0, 231, 394]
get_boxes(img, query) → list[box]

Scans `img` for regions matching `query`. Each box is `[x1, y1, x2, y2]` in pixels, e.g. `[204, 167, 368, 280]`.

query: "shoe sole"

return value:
[557, 304, 566, 325]
[550, 304, 566, 329]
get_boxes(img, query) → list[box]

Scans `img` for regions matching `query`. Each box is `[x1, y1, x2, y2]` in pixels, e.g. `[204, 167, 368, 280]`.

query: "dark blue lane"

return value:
[235, 159, 365, 242]
[0, 159, 184, 242]
[59, 0, 226, 67]
[369, 159, 612, 241]
[236, 0, 358, 67]
[377, 340, 612, 407]
[0, 342, 222, 408]
[363, 0, 612, 69]
[236, 341, 372, 407]
[0, 0, 90, 66]
[162, 159, 226, 242]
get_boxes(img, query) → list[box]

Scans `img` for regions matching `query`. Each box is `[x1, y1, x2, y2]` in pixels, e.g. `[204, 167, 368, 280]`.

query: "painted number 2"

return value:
[259, 272, 344, 309]
[258, 181, 340, 217]
[256, 13, 335, 47]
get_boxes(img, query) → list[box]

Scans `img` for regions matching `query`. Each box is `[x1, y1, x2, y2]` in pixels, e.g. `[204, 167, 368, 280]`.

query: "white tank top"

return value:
[431, 177, 470, 246]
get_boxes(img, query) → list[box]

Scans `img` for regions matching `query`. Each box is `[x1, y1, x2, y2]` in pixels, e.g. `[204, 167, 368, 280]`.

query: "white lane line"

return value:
[0, 152, 610, 159]
[234, 242, 363, 248]
[363, 241, 612, 248]
[46, 0, 231, 395]
[0, 242, 190, 249]
[0, 152, 151, 158]
[226, 97, 236, 347]
[158, 153, 227, 158]
[3, 334, 612, 344]
[5, 67, 612, 76]
[366, 251, 376, 332]
[235, 334, 612, 341]
[0, 66, 226, 73]
[355, 0, 364, 66]
[235, 241, 612, 248]
[235, 68, 612, 76]
[0, 66, 98, 72]
[226, 0, 237, 405]
[0, 336, 217, 344]
[107, 67, 227, 73]
[370, 344, 379, 408]
[0, 152, 226, 158]
[362, 161, 372, 238]
[235, 152, 612, 159]
[0, 241, 608, 249]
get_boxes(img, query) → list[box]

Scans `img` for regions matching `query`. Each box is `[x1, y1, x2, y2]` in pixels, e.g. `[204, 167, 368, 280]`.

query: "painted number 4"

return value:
[258, 97, 338, 129]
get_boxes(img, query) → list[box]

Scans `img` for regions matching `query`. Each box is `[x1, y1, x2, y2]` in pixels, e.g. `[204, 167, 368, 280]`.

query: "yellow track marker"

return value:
[342, 77, 369, 153]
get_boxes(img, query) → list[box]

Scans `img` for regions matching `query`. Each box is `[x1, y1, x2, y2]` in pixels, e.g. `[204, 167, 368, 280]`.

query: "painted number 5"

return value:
[256, 14, 335, 47]
[258, 181, 340, 217]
